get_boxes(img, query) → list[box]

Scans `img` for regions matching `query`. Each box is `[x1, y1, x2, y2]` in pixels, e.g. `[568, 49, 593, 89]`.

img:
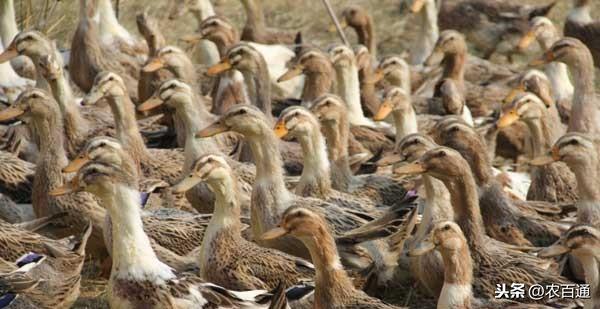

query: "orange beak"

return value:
[530, 50, 555, 67]
[517, 30, 537, 51]
[137, 95, 164, 112]
[277, 65, 303, 83]
[372, 68, 385, 83]
[503, 84, 526, 105]
[393, 161, 426, 175]
[273, 121, 289, 138]
[529, 146, 560, 166]
[207, 59, 232, 76]
[0, 106, 24, 122]
[62, 154, 91, 173]
[49, 179, 79, 196]
[142, 57, 165, 73]
[373, 100, 394, 121]
[195, 121, 230, 138]
[410, 0, 426, 13]
[497, 109, 520, 128]
[261, 226, 288, 240]
[180, 33, 204, 44]
[0, 40, 18, 64]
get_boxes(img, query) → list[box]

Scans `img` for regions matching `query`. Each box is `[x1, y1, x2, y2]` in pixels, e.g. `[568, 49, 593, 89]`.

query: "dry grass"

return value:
[11, 0, 600, 308]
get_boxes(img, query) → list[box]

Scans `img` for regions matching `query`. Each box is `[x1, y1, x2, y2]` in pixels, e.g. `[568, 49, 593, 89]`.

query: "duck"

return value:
[70, 0, 139, 102]
[167, 0, 220, 66]
[181, 15, 304, 99]
[375, 55, 412, 94]
[262, 206, 405, 309]
[310, 94, 407, 207]
[0, 253, 44, 308]
[137, 79, 254, 213]
[516, 17, 574, 121]
[410, 221, 557, 309]
[0, 150, 34, 204]
[94, 0, 147, 62]
[195, 104, 374, 263]
[36, 53, 114, 156]
[50, 158, 305, 308]
[498, 91, 577, 204]
[531, 37, 600, 135]
[275, 105, 381, 214]
[172, 153, 316, 290]
[0, 220, 92, 308]
[0, 89, 107, 255]
[538, 224, 600, 309]
[530, 133, 600, 228]
[432, 118, 563, 246]
[277, 48, 335, 105]
[395, 147, 570, 303]
[378, 133, 454, 297]
[0, 0, 35, 81]
[373, 87, 419, 143]
[354, 45, 379, 117]
[564, 0, 600, 68]
[407, 0, 439, 66]
[239, 0, 297, 44]
[337, 5, 377, 58]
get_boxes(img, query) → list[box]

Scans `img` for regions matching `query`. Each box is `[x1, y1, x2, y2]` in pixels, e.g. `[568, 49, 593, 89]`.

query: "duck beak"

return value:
[497, 110, 520, 128]
[408, 239, 436, 256]
[180, 33, 204, 44]
[518, 30, 537, 51]
[207, 59, 232, 76]
[143, 57, 165, 73]
[261, 226, 288, 240]
[530, 146, 560, 166]
[49, 180, 79, 196]
[328, 20, 347, 32]
[137, 95, 164, 112]
[0, 106, 24, 122]
[410, 0, 426, 13]
[0, 41, 18, 63]
[277, 65, 303, 83]
[503, 84, 525, 105]
[530, 50, 554, 67]
[538, 242, 570, 258]
[373, 99, 394, 121]
[372, 68, 385, 83]
[63, 154, 91, 173]
[172, 175, 203, 194]
[376, 153, 404, 167]
[424, 50, 442, 67]
[393, 161, 426, 175]
[273, 120, 289, 139]
[82, 90, 104, 106]
[196, 121, 230, 138]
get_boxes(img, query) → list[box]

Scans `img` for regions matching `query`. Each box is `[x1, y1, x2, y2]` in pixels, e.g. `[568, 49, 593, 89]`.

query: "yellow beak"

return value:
[63, 154, 91, 173]
[207, 59, 232, 76]
[410, 0, 426, 13]
[0, 106, 24, 122]
[393, 161, 426, 175]
[49, 180, 79, 196]
[277, 65, 303, 83]
[373, 100, 394, 121]
[261, 227, 288, 240]
[372, 68, 385, 83]
[328, 20, 347, 32]
[376, 153, 404, 167]
[530, 50, 555, 67]
[497, 110, 520, 128]
[196, 121, 230, 138]
[408, 239, 435, 256]
[137, 96, 165, 112]
[172, 176, 203, 194]
[0, 41, 18, 64]
[273, 121, 289, 139]
[517, 30, 537, 51]
[537, 243, 570, 258]
[529, 146, 560, 166]
[142, 57, 165, 73]
[180, 33, 204, 44]
[503, 84, 525, 105]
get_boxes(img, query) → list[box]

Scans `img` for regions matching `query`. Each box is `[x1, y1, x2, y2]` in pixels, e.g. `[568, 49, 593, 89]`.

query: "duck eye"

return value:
[436, 151, 447, 157]
[442, 225, 451, 231]
[31, 93, 39, 99]
[568, 139, 579, 146]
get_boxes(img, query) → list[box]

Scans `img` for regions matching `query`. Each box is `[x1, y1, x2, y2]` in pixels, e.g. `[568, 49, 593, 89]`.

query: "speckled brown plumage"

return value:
[0, 150, 33, 203]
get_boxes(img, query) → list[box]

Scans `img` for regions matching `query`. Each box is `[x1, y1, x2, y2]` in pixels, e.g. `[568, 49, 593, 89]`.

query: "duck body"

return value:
[564, 0, 600, 68]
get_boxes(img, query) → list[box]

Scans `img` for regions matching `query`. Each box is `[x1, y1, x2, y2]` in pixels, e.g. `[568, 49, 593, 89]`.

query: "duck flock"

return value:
[0, 0, 599, 308]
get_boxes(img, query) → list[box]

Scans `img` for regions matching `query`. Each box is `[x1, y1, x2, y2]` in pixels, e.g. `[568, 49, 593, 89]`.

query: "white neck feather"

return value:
[0, 0, 19, 47]
[392, 107, 418, 142]
[437, 283, 472, 309]
[96, 0, 135, 45]
[569, 5, 593, 24]
[297, 127, 331, 191]
[410, 0, 438, 65]
[190, 0, 220, 66]
[334, 63, 373, 127]
[176, 100, 221, 172]
[101, 185, 174, 283]
[414, 175, 452, 242]
[545, 62, 574, 102]
[461, 106, 474, 127]
[194, 0, 216, 19]
[578, 253, 599, 309]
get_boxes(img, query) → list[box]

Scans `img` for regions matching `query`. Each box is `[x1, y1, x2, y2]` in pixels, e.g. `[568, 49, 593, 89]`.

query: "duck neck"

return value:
[354, 20, 376, 58]
[247, 123, 289, 197]
[570, 159, 600, 202]
[302, 70, 333, 104]
[241, 62, 272, 119]
[296, 127, 332, 198]
[241, 0, 266, 30]
[32, 108, 69, 188]
[568, 56, 599, 133]
[443, 173, 486, 250]
[545, 62, 574, 102]
[410, 0, 438, 65]
[174, 99, 221, 172]
[190, 0, 216, 23]
[577, 252, 600, 308]
[106, 94, 150, 166]
[0, 0, 19, 47]
[334, 63, 368, 126]
[524, 114, 562, 157]
[416, 175, 453, 241]
[568, 4, 593, 24]
[100, 184, 174, 282]
[443, 52, 466, 85]
[301, 228, 355, 308]
[392, 106, 418, 142]
[96, 0, 134, 44]
[438, 245, 474, 309]
[322, 118, 353, 192]
[209, 32, 239, 57]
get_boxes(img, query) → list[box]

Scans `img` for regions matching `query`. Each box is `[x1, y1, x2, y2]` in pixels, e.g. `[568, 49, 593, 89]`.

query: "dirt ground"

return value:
[11, 0, 600, 308]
